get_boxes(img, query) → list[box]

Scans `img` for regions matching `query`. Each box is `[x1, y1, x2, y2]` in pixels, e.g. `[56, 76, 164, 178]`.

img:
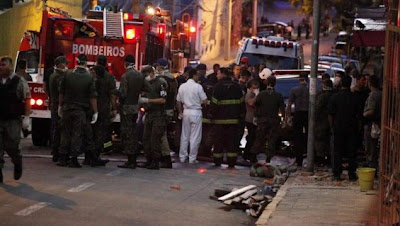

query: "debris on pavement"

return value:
[170, 186, 181, 190]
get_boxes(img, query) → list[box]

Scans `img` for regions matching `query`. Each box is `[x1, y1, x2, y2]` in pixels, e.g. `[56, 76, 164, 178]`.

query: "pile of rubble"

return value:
[210, 160, 297, 217]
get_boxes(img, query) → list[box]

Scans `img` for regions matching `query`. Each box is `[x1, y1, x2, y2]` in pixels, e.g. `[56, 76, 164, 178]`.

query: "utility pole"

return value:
[252, 0, 258, 36]
[224, 0, 232, 60]
[306, 0, 321, 173]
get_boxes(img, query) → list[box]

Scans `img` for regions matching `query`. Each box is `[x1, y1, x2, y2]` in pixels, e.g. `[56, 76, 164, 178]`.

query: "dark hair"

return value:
[219, 67, 230, 77]
[184, 66, 192, 73]
[0, 56, 13, 66]
[93, 65, 105, 78]
[77, 54, 88, 65]
[240, 69, 251, 78]
[187, 68, 197, 79]
[266, 75, 277, 87]
[247, 79, 260, 89]
[17, 59, 27, 69]
[141, 66, 154, 76]
[321, 73, 330, 81]
[335, 71, 345, 78]
[369, 75, 380, 88]
[213, 64, 220, 69]
[97, 55, 107, 67]
[323, 79, 333, 88]
[354, 73, 365, 81]
[341, 75, 352, 88]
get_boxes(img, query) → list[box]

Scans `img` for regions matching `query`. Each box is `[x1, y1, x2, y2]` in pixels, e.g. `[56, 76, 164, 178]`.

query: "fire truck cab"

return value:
[236, 36, 304, 70]
[16, 4, 173, 146]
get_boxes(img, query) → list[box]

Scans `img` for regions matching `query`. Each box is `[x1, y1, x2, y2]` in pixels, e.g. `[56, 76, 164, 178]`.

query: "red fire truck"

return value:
[16, 3, 176, 146]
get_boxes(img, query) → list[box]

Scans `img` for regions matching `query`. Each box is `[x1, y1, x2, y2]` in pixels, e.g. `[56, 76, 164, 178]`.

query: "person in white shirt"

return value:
[176, 68, 208, 163]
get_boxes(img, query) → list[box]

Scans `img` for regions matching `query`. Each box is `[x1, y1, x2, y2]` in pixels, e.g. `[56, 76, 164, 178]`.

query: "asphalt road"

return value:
[0, 138, 260, 226]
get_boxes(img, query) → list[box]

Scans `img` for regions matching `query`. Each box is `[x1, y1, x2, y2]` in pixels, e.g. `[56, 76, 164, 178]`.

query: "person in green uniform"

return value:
[48, 56, 68, 162]
[84, 55, 117, 166]
[0, 56, 31, 183]
[58, 54, 98, 168]
[117, 55, 148, 169]
[139, 66, 168, 170]
[250, 75, 285, 163]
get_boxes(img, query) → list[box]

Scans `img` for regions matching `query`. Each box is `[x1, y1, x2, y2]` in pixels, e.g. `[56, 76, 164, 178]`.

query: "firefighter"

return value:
[250, 76, 285, 163]
[0, 56, 30, 183]
[58, 54, 98, 168]
[139, 66, 168, 170]
[96, 55, 118, 156]
[83, 55, 116, 166]
[117, 55, 148, 169]
[155, 58, 177, 168]
[198, 69, 218, 157]
[48, 56, 68, 162]
[208, 67, 245, 167]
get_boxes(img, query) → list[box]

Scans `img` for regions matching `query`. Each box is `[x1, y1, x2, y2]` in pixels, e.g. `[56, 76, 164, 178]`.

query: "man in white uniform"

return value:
[176, 68, 207, 163]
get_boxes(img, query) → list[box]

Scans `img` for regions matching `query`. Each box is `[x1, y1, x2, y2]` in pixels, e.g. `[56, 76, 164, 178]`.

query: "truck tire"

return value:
[31, 118, 51, 146]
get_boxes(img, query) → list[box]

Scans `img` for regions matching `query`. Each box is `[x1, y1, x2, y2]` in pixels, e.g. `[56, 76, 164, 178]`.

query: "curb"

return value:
[255, 177, 294, 226]
[5, 154, 126, 162]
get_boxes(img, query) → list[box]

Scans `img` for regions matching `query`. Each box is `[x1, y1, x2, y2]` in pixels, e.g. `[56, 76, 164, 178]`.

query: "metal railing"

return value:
[380, 24, 400, 225]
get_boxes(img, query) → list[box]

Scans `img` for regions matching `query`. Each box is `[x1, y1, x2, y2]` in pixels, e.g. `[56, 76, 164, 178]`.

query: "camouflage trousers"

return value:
[251, 117, 280, 161]
[60, 109, 94, 158]
[0, 119, 22, 168]
[160, 110, 173, 156]
[143, 112, 166, 160]
[50, 111, 62, 156]
[120, 114, 138, 155]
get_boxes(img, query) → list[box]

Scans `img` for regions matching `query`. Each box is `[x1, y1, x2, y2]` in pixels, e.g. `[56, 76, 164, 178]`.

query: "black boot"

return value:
[52, 151, 59, 162]
[56, 154, 68, 167]
[82, 153, 91, 166]
[146, 158, 160, 170]
[160, 155, 172, 169]
[68, 157, 82, 168]
[214, 157, 223, 167]
[118, 155, 136, 169]
[227, 157, 237, 168]
[0, 168, 3, 183]
[13, 157, 23, 180]
[91, 158, 110, 167]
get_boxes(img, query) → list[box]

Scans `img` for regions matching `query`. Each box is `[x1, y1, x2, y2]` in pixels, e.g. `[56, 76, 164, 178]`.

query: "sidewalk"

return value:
[256, 170, 379, 226]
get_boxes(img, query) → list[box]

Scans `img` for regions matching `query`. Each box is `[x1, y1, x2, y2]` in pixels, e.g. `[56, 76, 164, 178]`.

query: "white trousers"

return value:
[179, 112, 202, 162]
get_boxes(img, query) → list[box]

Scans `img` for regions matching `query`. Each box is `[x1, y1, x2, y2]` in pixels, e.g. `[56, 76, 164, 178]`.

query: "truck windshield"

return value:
[241, 53, 299, 70]
[16, 50, 39, 73]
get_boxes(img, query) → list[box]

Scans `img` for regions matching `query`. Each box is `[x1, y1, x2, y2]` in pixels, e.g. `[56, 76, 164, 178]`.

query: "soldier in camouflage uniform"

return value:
[155, 58, 177, 168]
[250, 76, 285, 163]
[117, 55, 147, 169]
[0, 56, 31, 183]
[139, 66, 168, 170]
[87, 57, 116, 166]
[48, 56, 68, 162]
[58, 54, 98, 168]
[314, 79, 335, 165]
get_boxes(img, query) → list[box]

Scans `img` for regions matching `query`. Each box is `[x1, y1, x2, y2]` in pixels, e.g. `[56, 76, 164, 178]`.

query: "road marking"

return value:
[15, 202, 50, 216]
[67, 182, 95, 193]
[106, 169, 125, 176]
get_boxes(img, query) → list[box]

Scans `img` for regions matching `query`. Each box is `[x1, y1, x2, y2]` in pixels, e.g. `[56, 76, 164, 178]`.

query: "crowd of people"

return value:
[0, 53, 382, 183]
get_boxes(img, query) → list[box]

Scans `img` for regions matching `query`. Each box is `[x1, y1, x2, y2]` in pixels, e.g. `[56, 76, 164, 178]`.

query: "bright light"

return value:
[36, 99, 43, 106]
[125, 29, 136, 40]
[30, 99, 35, 105]
[123, 13, 129, 20]
[146, 7, 155, 15]
[189, 26, 196, 33]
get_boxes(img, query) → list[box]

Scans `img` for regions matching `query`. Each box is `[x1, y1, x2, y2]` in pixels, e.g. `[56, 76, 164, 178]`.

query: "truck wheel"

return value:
[31, 118, 51, 146]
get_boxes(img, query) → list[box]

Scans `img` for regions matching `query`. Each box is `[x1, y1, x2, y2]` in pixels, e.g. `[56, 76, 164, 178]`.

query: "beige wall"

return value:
[198, 0, 226, 61]
[0, 0, 82, 62]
